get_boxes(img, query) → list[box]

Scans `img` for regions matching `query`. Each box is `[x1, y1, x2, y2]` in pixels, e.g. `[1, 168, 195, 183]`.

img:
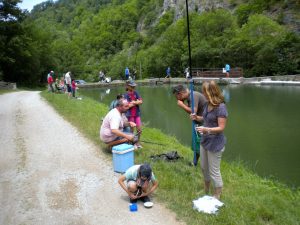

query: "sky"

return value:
[18, 0, 49, 11]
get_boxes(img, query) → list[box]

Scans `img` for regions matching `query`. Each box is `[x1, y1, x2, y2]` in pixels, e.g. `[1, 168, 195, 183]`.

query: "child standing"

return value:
[124, 81, 143, 148]
[71, 79, 76, 98]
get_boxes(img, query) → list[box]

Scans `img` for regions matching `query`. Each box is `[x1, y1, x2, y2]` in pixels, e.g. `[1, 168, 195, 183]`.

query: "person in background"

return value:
[132, 68, 137, 80]
[225, 64, 230, 78]
[47, 71, 54, 93]
[65, 71, 72, 98]
[125, 67, 130, 80]
[59, 77, 65, 91]
[196, 80, 228, 200]
[71, 79, 76, 98]
[118, 163, 158, 204]
[184, 67, 190, 79]
[172, 84, 207, 166]
[124, 80, 143, 148]
[100, 99, 136, 147]
[99, 70, 105, 82]
[165, 66, 171, 78]
[54, 78, 63, 93]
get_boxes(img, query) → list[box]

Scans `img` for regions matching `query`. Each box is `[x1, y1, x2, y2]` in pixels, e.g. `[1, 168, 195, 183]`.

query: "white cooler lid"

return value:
[112, 143, 134, 154]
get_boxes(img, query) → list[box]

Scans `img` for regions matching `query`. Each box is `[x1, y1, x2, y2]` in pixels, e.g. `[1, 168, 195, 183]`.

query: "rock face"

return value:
[160, 0, 299, 33]
[162, 0, 230, 20]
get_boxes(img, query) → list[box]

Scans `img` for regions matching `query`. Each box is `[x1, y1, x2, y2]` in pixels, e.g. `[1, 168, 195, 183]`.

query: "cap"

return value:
[126, 80, 136, 87]
[50, 71, 54, 73]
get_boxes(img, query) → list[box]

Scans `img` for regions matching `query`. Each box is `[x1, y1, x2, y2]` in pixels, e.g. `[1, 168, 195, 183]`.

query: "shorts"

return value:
[128, 116, 141, 127]
[67, 84, 72, 93]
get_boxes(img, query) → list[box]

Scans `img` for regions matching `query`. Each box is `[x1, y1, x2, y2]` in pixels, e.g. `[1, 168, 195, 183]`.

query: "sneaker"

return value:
[136, 144, 143, 149]
[140, 196, 151, 203]
[133, 144, 138, 150]
[188, 161, 197, 167]
[130, 198, 137, 203]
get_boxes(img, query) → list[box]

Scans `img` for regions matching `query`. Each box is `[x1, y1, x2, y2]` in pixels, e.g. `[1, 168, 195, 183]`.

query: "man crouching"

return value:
[118, 163, 158, 204]
[100, 99, 136, 147]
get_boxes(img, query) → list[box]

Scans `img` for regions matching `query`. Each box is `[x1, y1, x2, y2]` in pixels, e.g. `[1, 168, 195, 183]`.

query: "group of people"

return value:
[99, 78, 228, 204]
[47, 70, 77, 98]
[100, 80, 143, 148]
[124, 67, 137, 81]
[165, 64, 231, 79]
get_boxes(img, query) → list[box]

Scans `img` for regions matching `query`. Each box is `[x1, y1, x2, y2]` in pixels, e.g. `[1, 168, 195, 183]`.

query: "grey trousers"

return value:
[200, 145, 225, 188]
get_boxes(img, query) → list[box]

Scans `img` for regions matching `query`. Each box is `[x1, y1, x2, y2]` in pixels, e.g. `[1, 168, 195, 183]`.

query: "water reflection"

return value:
[81, 85, 300, 187]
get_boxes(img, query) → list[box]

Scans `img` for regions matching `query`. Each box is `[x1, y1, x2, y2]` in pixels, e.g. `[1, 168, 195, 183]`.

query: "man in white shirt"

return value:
[65, 71, 72, 98]
[100, 99, 136, 147]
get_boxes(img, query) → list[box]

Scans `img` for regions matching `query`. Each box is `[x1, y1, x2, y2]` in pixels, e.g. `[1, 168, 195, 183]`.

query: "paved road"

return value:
[0, 91, 184, 225]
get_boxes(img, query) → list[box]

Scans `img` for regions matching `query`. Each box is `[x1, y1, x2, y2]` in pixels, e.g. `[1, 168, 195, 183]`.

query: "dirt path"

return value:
[0, 91, 184, 225]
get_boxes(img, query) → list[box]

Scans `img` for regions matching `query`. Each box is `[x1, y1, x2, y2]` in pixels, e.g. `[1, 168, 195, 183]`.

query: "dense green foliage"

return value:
[0, 0, 54, 84]
[41, 91, 300, 225]
[1, 0, 299, 83]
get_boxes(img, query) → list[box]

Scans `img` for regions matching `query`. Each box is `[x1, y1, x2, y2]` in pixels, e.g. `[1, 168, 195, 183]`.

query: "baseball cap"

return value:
[126, 80, 137, 87]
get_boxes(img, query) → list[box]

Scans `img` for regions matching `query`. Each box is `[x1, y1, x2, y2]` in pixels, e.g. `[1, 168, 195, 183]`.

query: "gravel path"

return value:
[0, 91, 184, 225]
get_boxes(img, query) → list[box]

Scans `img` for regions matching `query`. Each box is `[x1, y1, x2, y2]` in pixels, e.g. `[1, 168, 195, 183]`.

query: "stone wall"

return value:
[0, 82, 17, 90]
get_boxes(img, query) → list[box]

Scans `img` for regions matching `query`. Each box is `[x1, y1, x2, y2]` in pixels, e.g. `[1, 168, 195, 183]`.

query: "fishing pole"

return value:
[185, 0, 197, 165]
[140, 140, 166, 146]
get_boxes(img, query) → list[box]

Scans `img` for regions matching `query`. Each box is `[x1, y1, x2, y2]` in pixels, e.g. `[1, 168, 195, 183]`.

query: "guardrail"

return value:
[0, 81, 17, 89]
[192, 67, 243, 78]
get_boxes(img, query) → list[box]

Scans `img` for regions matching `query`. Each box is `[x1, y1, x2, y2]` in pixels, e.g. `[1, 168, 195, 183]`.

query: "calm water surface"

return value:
[80, 85, 300, 187]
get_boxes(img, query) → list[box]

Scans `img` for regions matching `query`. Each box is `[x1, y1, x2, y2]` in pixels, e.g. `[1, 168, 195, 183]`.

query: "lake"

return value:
[80, 84, 300, 187]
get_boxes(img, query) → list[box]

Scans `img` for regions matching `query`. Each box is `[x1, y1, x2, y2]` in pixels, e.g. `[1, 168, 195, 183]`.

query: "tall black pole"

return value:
[185, 0, 197, 166]
[185, 0, 192, 78]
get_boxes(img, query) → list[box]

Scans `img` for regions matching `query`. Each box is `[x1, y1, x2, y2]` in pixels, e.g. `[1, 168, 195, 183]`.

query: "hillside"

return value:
[1, 0, 299, 83]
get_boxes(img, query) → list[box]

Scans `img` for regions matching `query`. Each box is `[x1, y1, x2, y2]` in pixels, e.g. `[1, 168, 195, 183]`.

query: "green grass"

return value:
[0, 89, 17, 95]
[41, 91, 300, 225]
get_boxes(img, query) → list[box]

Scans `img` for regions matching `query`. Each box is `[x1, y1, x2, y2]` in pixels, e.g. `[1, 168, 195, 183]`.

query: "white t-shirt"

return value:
[100, 108, 124, 143]
[65, 72, 71, 85]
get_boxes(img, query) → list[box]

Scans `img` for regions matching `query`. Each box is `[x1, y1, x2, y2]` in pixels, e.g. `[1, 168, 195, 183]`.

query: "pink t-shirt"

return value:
[72, 80, 76, 89]
[128, 91, 137, 116]
[100, 108, 124, 143]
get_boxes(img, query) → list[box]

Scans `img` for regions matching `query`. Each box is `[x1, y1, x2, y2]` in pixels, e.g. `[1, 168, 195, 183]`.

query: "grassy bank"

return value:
[41, 91, 300, 225]
[0, 89, 17, 95]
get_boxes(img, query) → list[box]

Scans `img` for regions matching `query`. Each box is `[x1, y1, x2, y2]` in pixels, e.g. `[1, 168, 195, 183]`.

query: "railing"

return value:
[191, 67, 243, 78]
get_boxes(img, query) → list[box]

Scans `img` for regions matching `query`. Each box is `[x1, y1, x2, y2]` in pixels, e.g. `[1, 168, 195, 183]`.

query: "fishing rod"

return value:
[185, 0, 197, 165]
[140, 140, 166, 146]
[133, 131, 166, 146]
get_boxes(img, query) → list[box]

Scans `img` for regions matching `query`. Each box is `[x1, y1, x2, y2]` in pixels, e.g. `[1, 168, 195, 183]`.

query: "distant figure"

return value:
[65, 71, 72, 98]
[165, 67, 171, 78]
[99, 70, 105, 82]
[185, 67, 190, 79]
[47, 71, 54, 93]
[71, 79, 77, 98]
[225, 64, 230, 78]
[125, 67, 130, 80]
[132, 68, 137, 80]
[118, 163, 158, 204]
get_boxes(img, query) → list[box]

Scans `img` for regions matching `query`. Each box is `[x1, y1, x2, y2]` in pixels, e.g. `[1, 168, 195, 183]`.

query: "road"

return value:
[0, 91, 184, 225]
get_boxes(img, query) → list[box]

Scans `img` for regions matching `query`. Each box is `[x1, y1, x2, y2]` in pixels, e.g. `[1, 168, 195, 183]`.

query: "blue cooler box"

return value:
[112, 143, 135, 173]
